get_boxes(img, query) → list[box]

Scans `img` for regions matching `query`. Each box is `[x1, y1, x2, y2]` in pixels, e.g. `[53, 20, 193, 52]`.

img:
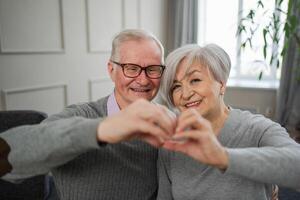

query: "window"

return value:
[198, 0, 288, 87]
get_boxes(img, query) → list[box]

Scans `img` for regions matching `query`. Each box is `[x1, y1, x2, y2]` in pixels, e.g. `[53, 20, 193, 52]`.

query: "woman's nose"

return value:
[182, 85, 194, 99]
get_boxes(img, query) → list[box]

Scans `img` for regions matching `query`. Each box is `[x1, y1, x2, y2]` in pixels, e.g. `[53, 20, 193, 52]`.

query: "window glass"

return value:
[198, 0, 288, 82]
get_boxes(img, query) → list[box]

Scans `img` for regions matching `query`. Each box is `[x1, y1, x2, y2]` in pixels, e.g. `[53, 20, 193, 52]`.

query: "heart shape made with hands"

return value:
[163, 107, 216, 144]
[164, 109, 190, 143]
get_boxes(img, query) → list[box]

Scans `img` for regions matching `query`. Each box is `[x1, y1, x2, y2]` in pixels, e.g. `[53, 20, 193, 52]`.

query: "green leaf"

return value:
[263, 45, 267, 59]
[272, 13, 276, 21]
[284, 22, 290, 38]
[258, 71, 263, 80]
[257, 0, 264, 9]
[276, 0, 284, 6]
[279, 0, 284, 6]
[263, 29, 268, 59]
[248, 38, 253, 48]
[241, 42, 246, 49]
[237, 25, 246, 36]
[270, 55, 274, 66]
[263, 29, 267, 41]
[247, 10, 255, 20]
[275, 7, 286, 14]
[277, 60, 280, 69]
[263, 46, 267, 59]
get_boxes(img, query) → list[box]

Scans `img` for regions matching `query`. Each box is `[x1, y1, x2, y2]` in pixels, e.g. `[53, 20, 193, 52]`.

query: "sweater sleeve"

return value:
[0, 104, 103, 182]
[157, 149, 174, 200]
[225, 119, 300, 190]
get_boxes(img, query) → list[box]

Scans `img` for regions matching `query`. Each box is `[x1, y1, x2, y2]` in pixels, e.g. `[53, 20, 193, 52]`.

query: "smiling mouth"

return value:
[184, 100, 202, 108]
[131, 88, 151, 93]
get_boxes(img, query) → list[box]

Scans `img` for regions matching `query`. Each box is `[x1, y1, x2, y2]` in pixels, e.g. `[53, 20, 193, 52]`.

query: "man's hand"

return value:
[163, 109, 229, 170]
[97, 99, 176, 147]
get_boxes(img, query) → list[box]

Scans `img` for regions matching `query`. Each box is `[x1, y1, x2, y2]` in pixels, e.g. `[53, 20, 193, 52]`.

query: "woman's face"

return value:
[171, 58, 225, 119]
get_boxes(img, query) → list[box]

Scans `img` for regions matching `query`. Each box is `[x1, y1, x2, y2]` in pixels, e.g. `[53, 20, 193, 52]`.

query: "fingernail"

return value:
[171, 135, 188, 143]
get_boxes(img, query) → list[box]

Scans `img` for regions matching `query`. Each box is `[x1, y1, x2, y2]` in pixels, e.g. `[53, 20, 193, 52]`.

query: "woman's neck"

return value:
[208, 103, 230, 135]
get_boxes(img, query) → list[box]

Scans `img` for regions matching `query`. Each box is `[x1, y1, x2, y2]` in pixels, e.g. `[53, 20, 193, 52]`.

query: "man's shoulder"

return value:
[45, 96, 109, 122]
[72, 96, 109, 117]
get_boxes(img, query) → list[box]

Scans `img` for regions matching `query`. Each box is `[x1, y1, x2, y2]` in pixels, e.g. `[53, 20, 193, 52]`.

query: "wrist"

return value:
[97, 119, 111, 144]
[216, 147, 229, 171]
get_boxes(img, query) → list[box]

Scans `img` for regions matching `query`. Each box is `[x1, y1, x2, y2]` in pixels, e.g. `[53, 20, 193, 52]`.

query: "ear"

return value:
[107, 61, 115, 82]
[220, 82, 226, 95]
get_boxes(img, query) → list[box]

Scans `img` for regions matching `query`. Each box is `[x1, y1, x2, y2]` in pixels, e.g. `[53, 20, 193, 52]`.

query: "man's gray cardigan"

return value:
[0, 96, 158, 200]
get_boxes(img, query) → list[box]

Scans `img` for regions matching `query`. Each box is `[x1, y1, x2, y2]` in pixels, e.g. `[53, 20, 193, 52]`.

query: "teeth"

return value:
[185, 101, 201, 107]
[132, 88, 149, 92]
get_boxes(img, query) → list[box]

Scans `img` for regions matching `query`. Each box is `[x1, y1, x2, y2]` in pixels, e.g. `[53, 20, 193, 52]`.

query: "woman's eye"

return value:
[172, 84, 181, 91]
[191, 78, 201, 83]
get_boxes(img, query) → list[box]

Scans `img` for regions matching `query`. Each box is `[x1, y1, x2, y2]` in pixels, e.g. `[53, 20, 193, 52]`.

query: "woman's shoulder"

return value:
[222, 108, 286, 147]
[229, 108, 277, 129]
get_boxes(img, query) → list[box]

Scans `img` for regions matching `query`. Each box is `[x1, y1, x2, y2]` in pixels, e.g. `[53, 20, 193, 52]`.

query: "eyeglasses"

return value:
[111, 60, 165, 79]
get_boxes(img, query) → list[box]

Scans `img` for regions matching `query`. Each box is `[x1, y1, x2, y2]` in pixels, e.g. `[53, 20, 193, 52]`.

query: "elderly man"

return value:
[0, 29, 175, 200]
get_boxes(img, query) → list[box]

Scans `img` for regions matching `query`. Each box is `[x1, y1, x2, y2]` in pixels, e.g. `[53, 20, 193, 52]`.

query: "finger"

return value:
[147, 106, 177, 136]
[169, 135, 189, 143]
[165, 130, 210, 156]
[135, 119, 171, 142]
[173, 130, 202, 141]
[155, 105, 177, 134]
[126, 101, 175, 137]
[163, 140, 190, 154]
[177, 110, 210, 132]
[138, 134, 164, 148]
[176, 114, 201, 132]
[172, 129, 217, 151]
[176, 109, 198, 131]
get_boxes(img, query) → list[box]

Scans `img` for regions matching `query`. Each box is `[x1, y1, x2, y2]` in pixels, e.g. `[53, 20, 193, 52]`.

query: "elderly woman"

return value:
[157, 44, 300, 200]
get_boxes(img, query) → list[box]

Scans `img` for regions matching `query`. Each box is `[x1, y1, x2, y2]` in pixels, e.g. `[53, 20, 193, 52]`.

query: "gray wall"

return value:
[0, 0, 168, 114]
[0, 0, 276, 119]
[225, 87, 276, 119]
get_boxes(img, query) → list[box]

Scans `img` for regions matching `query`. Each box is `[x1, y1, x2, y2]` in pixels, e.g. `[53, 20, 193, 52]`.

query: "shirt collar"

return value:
[107, 91, 120, 116]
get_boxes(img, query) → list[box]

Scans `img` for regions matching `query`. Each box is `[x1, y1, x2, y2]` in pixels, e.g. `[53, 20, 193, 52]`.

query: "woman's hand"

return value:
[163, 109, 229, 170]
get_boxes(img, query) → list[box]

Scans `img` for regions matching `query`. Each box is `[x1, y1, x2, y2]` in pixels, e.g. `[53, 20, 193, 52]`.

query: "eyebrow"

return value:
[173, 69, 202, 83]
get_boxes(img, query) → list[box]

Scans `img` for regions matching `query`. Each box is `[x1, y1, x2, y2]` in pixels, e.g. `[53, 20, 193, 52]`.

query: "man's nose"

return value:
[135, 70, 150, 85]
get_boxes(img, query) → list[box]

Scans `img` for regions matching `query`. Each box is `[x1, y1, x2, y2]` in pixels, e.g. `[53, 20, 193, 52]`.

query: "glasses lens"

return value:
[123, 64, 140, 77]
[146, 66, 163, 78]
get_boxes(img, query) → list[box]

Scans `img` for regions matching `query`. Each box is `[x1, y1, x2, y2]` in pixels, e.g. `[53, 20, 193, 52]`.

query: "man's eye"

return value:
[148, 67, 161, 72]
[148, 68, 156, 72]
[126, 66, 139, 71]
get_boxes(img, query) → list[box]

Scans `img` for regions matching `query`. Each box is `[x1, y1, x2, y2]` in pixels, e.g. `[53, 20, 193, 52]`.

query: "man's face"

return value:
[108, 39, 163, 109]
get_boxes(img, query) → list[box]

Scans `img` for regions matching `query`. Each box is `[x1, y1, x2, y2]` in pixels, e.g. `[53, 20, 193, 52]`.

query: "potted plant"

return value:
[237, 0, 300, 80]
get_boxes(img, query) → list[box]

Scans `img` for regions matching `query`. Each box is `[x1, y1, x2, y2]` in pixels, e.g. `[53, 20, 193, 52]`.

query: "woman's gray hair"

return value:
[159, 43, 231, 109]
[110, 29, 164, 63]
